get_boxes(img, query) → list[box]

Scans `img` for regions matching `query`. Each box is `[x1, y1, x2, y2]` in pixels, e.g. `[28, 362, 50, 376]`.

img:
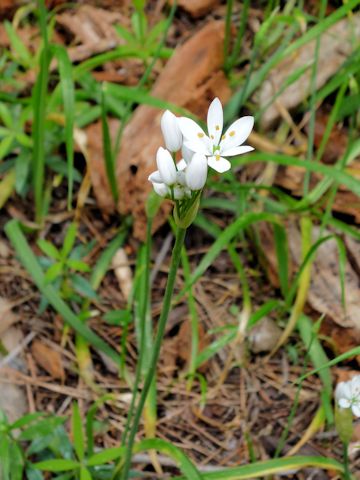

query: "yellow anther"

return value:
[229, 131, 235, 137]
[222, 134, 226, 140]
[197, 132, 204, 138]
[210, 134, 214, 139]
[216, 155, 220, 161]
[215, 125, 220, 131]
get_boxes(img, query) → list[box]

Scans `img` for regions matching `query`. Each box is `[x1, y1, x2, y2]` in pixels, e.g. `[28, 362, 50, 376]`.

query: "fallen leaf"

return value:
[258, 15, 360, 128]
[258, 220, 360, 356]
[31, 339, 65, 381]
[0, 297, 19, 337]
[56, 5, 127, 64]
[174, 0, 221, 18]
[0, 327, 28, 422]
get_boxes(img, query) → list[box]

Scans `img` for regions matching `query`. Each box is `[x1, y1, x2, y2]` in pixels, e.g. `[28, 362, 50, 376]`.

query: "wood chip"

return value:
[112, 248, 133, 302]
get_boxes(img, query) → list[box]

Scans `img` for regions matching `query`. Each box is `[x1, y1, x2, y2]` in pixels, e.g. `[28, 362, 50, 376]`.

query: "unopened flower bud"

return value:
[156, 147, 177, 185]
[185, 153, 208, 190]
[153, 182, 169, 197]
[182, 144, 194, 164]
[161, 110, 183, 152]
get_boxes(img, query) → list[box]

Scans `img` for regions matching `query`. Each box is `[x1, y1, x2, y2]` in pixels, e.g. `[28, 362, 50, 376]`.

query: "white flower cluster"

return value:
[148, 98, 254, 200]
[335, 375, 360, 417]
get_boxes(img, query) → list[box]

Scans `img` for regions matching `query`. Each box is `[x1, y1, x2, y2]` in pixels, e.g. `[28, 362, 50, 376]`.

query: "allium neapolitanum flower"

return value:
[178, 97, 254, 173]
[335, 375, 360, 417]
[161, 110, 183, 153]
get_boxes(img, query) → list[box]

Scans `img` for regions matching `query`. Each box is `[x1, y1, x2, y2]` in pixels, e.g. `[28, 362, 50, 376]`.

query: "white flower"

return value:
[148, 151, 190, 199]
[161, 110, 183, 152]
[185, 153, 208, 190]
[178, 97, 254, 173]
[148, 147, 177, 186]
[335, 375, 360, 417]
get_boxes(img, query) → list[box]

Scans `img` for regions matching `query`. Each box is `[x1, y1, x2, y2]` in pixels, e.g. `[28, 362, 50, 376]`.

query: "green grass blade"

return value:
[52, 45, 75, 210]
[297, 314, 332, 394]
[5, 219, 121, 365]
[236, 152, 360, 198]
[273, 223, 289, 297]
[33, 459, 79, 472]
[72, 402, 85, 461]
[172, 456, 343, 479]
[32, 48, 50, 224]
[101, 85, 119, 204]
[176, 212, 279, 301]
[137, 439, 203, 480]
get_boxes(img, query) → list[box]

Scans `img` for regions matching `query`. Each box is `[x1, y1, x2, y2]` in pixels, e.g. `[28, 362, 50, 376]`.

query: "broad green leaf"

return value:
[71, 275, 97, 299]
[37, 239, 61, 260]
[62, 223, 77, 258]
[67, 259, 91, 273]
[44, 262, 63, 283]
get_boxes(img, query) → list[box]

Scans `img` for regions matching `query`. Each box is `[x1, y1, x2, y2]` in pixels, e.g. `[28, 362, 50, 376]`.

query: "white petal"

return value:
[153, 182, 169, 197]
[221, 116, 254, 150]
[339, 398, 351, 409]
[352, 404, 360, 417]
[156, 147, 177, 185]
[185, 153, 208, 190]
[184, 139, 211, 156]
[182, 144, 194, 164]
[177, 159, 187, 171]
[207, 155, 231, 173]
[350, 375, 360, 393]
[221, 145, 254, 157]
[178, 117, 208, 144]
[336, 382, 352, 402]
[207, 97, 223, 145]
[148, 170, 162, 184]
[161, 110, 183, 152]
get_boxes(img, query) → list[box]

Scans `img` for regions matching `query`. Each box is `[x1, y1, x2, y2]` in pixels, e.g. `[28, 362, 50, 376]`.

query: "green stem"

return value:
[118, 227, 187, 479]
[121, 219, 152, 446]
[343, 442, 351, 480]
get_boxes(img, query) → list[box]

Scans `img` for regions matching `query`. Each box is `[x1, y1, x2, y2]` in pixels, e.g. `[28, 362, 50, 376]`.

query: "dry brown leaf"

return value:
[31, 340, 65, 381]
[56, 5, 127, 64]
[0, 327, 28, 422]
[259, 15, 360, 128]
[174, 0, 221, 18]
[258, 220, 360, 356]
[274, 162, 360, 223]
[0, 297, 19, 337]
[114, 21, 231, 240]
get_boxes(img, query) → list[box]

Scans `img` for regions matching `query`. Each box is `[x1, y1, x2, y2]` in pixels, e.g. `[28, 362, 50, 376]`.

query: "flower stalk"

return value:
[118, 227, 187, 480]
